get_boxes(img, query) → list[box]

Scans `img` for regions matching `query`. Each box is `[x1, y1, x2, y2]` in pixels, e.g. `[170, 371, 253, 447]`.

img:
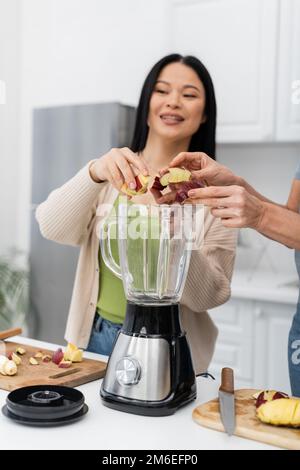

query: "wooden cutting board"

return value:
[0, 341, 107, 392]
[193, 389, 300, 450]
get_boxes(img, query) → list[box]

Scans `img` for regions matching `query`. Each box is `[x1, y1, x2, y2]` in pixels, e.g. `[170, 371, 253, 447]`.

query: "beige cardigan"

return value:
[36, 162, 237, 375]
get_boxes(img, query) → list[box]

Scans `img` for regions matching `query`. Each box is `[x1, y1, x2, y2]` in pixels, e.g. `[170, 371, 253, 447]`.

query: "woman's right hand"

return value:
[89, 147, 149, 191]
[161, 152, 240, 187]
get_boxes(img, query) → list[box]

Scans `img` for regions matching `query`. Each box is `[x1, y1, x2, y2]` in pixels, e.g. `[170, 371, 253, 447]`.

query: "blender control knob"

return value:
[115, 357, 141, 386]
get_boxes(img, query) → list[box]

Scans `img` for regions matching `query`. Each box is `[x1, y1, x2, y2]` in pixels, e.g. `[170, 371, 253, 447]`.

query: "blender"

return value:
[99, 201, 203, 416]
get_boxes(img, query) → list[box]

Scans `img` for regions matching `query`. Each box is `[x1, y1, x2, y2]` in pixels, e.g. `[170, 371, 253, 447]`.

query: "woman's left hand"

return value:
[187, 185, 266, 229]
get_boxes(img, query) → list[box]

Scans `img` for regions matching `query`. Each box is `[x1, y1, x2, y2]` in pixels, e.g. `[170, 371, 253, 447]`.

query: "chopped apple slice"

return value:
[152, 176, 165, 191]
[58, 360, 72, 369]
[0, 355, 9, 375]
[42, 354, 52, 363]
[252, 390, 263, 400]
[34, 351, 43, 359]
[16, 347, 26, 355]
[255, 390, 289, 408]
[52, 348, 64, 365]
[121, 174, 150, 196]
[10, 352, 21, 365]
[4, 360, 17, 376]
[29, 357, 39, 365]
[175, 180, 205, 203]
[159, 168, 191, 187]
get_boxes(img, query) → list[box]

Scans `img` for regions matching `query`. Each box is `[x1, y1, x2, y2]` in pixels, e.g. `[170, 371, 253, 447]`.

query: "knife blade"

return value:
[218, 367, 235, 436]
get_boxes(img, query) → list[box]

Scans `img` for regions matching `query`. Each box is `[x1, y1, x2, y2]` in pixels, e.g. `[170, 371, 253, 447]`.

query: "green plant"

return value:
[0, 249, 28, 331]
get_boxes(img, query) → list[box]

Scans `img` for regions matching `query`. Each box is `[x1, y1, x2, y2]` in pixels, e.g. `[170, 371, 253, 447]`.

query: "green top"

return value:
[96, 197, 127, 324]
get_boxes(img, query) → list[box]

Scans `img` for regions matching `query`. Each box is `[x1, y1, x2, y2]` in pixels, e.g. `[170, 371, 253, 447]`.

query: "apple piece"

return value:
[134, 175, 143, 192]
[175, 180, 205, 204]
[255, 390, 289, 408]
[138, 174, 150, 188]
[273, 391, 289, 400]
[16, 347, 26, 355]
[121, 174, 150, 196]
[4, 360, 17, 376]
[160, 167, 191, 187]
[34, 351, 43, 359]
[58, 360, 72, 369]
[42, 354, 52, 363]
[0, 355, 8, 375]
[52, 348, 64, 365]
[11, 352, 21, 365]
[151, 176, 165, 191]
[29, 357, 39, 365]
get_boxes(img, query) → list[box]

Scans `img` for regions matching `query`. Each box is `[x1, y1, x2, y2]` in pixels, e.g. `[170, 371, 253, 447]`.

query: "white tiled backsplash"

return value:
[217, 143, 300, 278]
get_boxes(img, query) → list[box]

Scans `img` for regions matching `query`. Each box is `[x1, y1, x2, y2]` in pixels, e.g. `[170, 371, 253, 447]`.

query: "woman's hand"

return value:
[150, 184, 178, 205]
[89, 147, 149, 191]
[187, 185, 266, 229]
[161, 152, 241, 187]
[154, 151, 242, 205]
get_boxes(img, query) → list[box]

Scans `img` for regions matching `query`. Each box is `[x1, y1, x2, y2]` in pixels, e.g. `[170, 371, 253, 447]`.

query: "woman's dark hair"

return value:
[131, 54, 216, 159]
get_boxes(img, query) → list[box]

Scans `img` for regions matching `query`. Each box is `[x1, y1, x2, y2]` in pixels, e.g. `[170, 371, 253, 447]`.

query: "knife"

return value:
[218, 367, 236, 436]
[0, 327, 23, 355]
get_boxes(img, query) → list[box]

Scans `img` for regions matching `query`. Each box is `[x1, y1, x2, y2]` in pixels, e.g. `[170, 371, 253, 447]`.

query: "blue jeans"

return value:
[288, 304, 300, 397]
[86, 314, 122, 356]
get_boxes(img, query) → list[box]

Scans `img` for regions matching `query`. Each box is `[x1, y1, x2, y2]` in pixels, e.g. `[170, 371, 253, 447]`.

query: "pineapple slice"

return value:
[64, 343, 83, 363]
[257, 398, 300, 427]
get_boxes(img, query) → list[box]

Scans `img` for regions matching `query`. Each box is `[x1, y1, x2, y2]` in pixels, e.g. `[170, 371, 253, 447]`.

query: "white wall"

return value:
[218, 143, 300, 276]
[0, 0, 21, 254]
[17, 0, 172, 252]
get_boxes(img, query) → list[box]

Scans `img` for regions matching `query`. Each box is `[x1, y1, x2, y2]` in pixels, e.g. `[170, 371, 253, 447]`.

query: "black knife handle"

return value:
[220, 367, 234, 393]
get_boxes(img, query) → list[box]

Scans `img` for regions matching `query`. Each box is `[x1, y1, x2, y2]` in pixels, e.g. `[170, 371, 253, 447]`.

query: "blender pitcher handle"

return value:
[99, 219, 122, 279]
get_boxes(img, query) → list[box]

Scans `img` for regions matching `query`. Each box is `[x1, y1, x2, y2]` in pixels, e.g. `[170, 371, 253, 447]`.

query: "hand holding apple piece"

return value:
[164, 151, 239, 187]
[120, 166, 206, 205]
[150, 167, 206, 205]
[121, 174, 151, 197]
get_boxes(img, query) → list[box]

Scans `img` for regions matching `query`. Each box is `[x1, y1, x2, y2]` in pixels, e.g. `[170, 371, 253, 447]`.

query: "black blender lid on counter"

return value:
[2, 385, 88, 427]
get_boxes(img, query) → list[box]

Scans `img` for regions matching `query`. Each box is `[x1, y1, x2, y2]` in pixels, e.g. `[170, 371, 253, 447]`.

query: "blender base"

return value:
[100, 385, 196, 417]
[100, 302, 197, 416]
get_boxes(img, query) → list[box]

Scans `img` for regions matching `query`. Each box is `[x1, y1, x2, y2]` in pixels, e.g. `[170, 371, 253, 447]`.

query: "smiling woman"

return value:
[35, 54, 237, 374]
[131, 54, 217, 162]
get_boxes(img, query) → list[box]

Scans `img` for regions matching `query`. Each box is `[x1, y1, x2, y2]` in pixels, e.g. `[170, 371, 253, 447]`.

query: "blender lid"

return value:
[2, 385, 88, 426]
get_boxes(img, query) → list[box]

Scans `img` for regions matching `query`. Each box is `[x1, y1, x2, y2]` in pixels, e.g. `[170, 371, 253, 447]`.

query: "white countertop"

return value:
[0, 336, 278, 450]
[231, 270, 299, 305]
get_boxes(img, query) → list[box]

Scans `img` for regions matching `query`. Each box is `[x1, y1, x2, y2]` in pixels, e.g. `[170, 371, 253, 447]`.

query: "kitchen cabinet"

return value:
[169, 0, 300, 143]
[169, 0, 278, 143]
[207, 299, 253, 384]
[209, 297, 295, 392]
[276, 0, 300, 141]
[253, 300, 295, 392]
